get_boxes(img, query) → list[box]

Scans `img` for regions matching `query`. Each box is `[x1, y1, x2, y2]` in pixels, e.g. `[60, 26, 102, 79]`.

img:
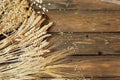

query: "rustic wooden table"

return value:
[40, 0, 120, 80]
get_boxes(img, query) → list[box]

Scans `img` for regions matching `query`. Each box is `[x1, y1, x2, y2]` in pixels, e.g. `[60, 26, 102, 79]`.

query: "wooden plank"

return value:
[46, 56, 120, 78]
[48, 32, 120, 55]
[47, 11, 120, 32]
[42, 0, 120, 11]
[45, 56, 120, 78]
[32, 0, 120, 32]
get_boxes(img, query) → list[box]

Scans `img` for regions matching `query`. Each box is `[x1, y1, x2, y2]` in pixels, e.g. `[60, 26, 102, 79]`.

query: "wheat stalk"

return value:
[0, 0, 88, 80]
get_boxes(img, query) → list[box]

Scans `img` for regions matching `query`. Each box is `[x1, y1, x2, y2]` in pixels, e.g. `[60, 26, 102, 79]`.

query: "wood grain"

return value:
[1, 0, 120, 79]
[48, 32, 120, 55]
[31, 0, 120, 32]
[46, 56, 120, 78]
[43, 0, 120, 11]
[47, 11, 120, 32]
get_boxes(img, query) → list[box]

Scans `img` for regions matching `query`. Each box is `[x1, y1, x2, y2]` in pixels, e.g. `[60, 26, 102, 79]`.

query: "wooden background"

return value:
[41, 0, 120, 80]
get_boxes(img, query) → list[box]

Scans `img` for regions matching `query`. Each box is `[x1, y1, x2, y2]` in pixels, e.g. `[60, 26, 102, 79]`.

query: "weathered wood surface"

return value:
[43, 0, 120, 11]
[35, 0, 120, 79]
[53, 56, 120, 77]
[0, 0, 119, 79]
[44, 32, 120, 79]
[40, 56, 120, 79]
[47, 11, 120, 32]
[47, 32, 120, 79]
[31, 0, 120, 32]
[48, 32, 120, 55]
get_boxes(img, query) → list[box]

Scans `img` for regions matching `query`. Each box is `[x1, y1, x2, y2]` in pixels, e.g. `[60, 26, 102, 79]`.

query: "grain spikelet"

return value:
[0, 0, 87, 80]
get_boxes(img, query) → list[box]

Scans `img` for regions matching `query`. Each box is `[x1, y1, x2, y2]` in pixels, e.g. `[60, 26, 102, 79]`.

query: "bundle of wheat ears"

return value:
[0, 0, 87, 80]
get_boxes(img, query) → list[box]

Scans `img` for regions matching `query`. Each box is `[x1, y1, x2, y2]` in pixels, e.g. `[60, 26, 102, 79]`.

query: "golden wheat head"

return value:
[0, 0, 87, 80]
